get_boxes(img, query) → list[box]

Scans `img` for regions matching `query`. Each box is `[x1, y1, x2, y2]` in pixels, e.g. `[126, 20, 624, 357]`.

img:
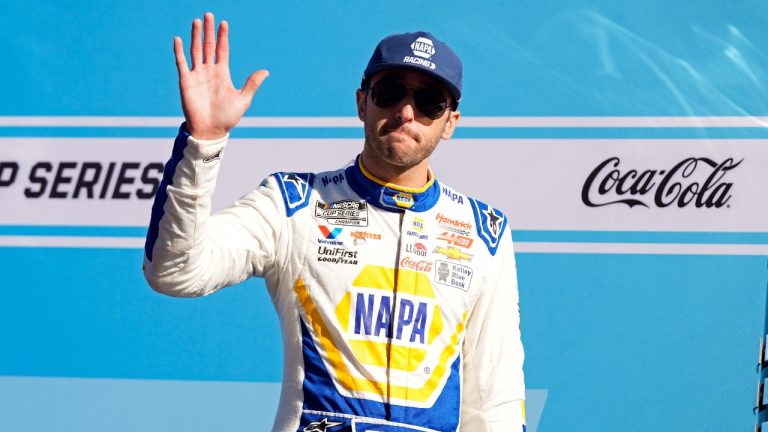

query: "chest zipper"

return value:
[385, 211, 406, 420]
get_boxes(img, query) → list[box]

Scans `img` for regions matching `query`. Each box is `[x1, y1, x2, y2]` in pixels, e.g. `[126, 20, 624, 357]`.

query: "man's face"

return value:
[356, 69, 460, 170]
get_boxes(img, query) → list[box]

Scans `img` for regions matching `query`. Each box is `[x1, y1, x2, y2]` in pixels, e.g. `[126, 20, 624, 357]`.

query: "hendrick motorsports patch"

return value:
[315, 200, 368, 226]
[434, 260, 473, 291]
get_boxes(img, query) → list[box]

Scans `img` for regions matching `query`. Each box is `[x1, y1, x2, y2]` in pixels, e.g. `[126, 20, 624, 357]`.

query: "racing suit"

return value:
[143, 126, 526, 432]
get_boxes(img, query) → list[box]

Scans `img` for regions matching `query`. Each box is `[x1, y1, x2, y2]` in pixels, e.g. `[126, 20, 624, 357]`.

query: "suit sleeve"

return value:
[460, 229, 526, 430]
[142, 125, 285, 297]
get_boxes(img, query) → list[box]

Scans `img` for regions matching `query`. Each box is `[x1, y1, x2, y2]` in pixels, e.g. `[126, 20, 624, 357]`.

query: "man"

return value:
[144, 12, 526, 432]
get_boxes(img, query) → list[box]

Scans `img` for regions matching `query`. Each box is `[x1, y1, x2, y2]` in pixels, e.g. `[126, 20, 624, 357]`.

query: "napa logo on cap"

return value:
[411, 37, 435, 59]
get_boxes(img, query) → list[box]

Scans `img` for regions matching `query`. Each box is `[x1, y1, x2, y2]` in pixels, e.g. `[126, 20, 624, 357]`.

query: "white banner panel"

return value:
[431, 138, 768, 232]
[1, 136, 766, 232]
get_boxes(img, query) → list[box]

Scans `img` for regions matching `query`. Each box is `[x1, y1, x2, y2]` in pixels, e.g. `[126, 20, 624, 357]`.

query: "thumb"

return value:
[240, 69, 270, 101]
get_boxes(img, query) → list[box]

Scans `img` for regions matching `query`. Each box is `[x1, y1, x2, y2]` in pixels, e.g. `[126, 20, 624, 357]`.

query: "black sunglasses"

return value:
[369, 78, 453, 120]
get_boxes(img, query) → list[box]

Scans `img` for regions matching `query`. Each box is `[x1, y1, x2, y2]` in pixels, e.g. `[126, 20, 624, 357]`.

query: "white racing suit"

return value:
[143, 126, 526, 431]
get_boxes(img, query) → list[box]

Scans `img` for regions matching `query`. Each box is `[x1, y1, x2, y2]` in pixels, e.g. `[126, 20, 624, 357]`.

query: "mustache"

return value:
[381, 123, 418, 137]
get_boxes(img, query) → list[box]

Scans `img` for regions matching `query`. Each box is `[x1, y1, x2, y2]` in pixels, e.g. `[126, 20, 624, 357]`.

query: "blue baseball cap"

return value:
[362, 31, 463, 104]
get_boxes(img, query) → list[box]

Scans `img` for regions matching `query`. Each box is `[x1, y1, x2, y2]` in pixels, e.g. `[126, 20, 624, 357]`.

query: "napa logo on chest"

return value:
[353, 292, 430, 344]
[334, 265, 446, 372]
[296, 264, 469, 405]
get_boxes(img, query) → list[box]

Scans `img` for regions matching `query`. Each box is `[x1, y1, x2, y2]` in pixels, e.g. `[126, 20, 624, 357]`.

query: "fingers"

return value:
[240, 70, 270, 101]
[190, 13, 226, 67]
[190, 18, 202, 69]
[215, 20, 229, 65]
[202, 12, 215, 64]
[173, 36, 189, 77]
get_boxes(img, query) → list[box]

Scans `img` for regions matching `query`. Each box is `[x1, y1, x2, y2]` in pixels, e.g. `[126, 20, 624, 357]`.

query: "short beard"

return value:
[363, 121, 440, 169]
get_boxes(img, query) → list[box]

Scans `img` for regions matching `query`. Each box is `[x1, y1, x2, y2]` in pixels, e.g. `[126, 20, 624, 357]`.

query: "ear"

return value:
[441, 110, 461, 140]
[356, 89, 366, 121]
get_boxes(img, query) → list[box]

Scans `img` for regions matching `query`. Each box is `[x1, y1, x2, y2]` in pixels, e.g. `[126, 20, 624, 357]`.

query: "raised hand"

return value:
[173, 12, 269, 139]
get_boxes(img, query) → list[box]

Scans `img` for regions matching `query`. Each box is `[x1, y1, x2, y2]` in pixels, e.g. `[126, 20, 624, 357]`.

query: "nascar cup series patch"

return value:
[315, 200, 369, 227]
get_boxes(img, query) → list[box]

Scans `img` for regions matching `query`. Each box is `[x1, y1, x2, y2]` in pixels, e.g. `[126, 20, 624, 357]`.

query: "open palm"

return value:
[174, 12, 268, 139]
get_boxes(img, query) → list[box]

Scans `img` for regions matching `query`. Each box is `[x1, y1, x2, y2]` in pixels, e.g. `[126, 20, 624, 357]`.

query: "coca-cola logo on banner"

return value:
[582, 157, 743, 208]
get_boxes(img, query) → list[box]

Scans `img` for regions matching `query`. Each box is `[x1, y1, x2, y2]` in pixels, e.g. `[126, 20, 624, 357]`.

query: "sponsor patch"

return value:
[352, 292, 430, 344]
[318, 238, 343, 246]
[441, 185, 464, 204]
[379, 190, 416, 210]
[406, 230, 428, 240]
[350, 231, 382, 241]
[318, 225, 342, 239]
[412, 217, 425, 233]
[317, 246, 359, 265]
[433, 246, 473, 262]
[279, 173, 309, 200]
[303, 418, 343, 432]
[434, 260, 473, 292]
[393, 192, 415, 208]
[275, 172, 315, 217]
[403, 55, 436, 70]
[435, 213, 472, 236]
[400, 257, 433, 272]
[320, 265, 458, 411]
[315, 200, 368, 226]
[406, 217, 429, 240]
[320, 172, 345, 188]
[411, 37, 435, 58]
[436, 231, 473, 249]
[482, 207, 503, 238]
[405, 242, 428, 257]
[468, 198, 508, 256]
[317, 225, 344, 245]
[202, 149, 222, 163]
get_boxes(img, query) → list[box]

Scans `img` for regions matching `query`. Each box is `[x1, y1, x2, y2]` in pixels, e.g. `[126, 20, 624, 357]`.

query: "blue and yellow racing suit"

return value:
[143, 127, 526, 431]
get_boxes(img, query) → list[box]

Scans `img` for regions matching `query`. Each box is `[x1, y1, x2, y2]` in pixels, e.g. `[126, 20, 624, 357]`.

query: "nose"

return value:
[394, 93, 416, 123]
